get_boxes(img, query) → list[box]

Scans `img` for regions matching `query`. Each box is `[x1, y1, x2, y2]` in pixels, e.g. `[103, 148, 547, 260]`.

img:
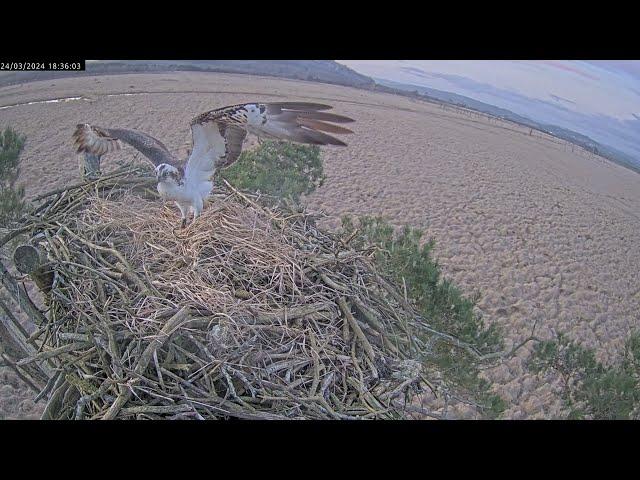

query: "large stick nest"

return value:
[3, 168, 454, 420]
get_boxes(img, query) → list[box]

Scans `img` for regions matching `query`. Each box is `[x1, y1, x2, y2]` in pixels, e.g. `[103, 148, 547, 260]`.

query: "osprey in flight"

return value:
[72, 102, 354, 227]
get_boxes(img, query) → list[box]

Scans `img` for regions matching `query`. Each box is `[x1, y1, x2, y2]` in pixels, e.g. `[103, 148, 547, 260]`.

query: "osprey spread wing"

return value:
[72, 102, 354, 227]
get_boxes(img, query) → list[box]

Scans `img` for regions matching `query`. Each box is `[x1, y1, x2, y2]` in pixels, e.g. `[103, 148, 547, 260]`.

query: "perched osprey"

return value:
[72, 102, 354, 227]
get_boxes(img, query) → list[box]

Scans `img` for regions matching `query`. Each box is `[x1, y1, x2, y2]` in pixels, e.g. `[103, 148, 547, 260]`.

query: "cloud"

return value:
[584, 61, 640, 81]
[535, 60, 600, 81]
[399, 67, 436, 79]
[549, 94, 576, 106]
[338, 60, 640, 161]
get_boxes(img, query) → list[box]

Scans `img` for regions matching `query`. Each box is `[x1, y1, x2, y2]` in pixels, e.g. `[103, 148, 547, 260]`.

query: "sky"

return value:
[337, 61, 640, 160]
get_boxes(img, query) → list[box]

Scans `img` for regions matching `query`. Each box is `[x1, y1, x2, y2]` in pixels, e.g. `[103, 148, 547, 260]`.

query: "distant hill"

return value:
[374, 78, 640, 173]
[373, 78, 534, 123]
[0, 60, 375, 90]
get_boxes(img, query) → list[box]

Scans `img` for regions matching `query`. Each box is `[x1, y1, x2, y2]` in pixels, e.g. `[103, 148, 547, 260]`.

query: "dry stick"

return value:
[153, 349, 166, 391]
[342, 312, 350, 343]
[114, 262, 154, 297]
[102, 306, 191, 420]
[318, 272, 349, 293]
[17, 342, 90, 366]
[121, 404, 193, 416]
[0, 299, 29, 348]
[308, 329, 321, 398]
[477, 320, 543, 366]
[35, 370, 62, 403]
[338, 297, 376, 365]
[248, 302, 334, 324]
[222, 178, 332, 253]
[57, 225, 160, 297]
[41, 380, 70, 420]
[0, 226, 32, 249]
[0, 352, 42, 394]
[31, 166, 149, 202]
[0, 298, 52, 382]
[352, 298, 386, 334]
[74, 378, 114, 420]
[34, 191, 66, 216]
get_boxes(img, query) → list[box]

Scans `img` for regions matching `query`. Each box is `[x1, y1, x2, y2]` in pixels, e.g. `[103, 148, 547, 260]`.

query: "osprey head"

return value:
[154, 163, 182, 184]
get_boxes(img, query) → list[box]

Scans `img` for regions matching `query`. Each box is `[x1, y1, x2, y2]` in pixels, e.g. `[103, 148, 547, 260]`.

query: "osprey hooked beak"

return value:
[154, 165, 165, 180]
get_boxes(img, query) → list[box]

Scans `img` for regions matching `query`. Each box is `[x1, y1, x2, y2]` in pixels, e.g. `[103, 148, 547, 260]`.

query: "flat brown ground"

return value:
[1, 72, 639, 419]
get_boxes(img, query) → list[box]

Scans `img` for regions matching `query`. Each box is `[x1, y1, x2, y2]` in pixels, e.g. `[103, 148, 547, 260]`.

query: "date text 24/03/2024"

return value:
[0, 61, 85, 71]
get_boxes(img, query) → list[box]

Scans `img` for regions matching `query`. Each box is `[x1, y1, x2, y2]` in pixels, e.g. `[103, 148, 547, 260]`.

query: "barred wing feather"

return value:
[185, 102, 354, 188]
[72, 124, 179, 168]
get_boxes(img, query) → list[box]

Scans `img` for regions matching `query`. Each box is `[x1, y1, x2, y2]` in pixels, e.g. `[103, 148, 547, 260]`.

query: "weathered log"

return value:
[13, 244, 54, 295]
[0, 258, 48, 325]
